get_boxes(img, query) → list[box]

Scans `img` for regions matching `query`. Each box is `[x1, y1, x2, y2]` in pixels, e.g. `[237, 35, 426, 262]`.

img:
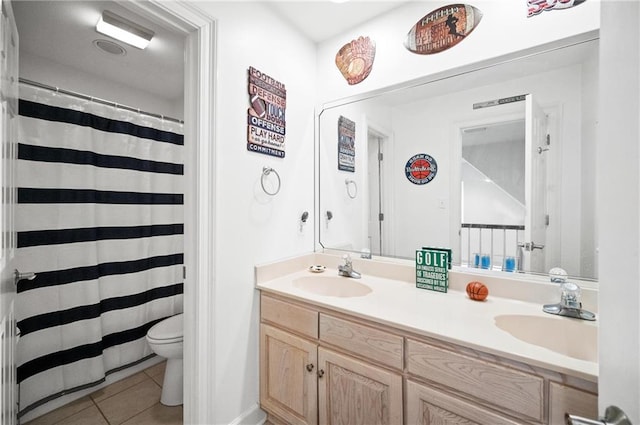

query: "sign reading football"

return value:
[338, 116, 356, 172]
[247, 66, 286, 158]
[404, 4, 482, 55]
[405, 153, 437, 185]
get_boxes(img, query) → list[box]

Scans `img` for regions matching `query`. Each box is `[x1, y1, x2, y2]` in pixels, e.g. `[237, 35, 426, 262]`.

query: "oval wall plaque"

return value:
[404, 4, 482, 55]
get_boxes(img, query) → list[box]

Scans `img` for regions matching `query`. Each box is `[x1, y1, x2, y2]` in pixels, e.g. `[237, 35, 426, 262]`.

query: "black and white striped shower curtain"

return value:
[15, 84, 184, 417]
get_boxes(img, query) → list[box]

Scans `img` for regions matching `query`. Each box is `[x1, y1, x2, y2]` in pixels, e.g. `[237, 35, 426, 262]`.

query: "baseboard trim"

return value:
[228, 403, 267, 425]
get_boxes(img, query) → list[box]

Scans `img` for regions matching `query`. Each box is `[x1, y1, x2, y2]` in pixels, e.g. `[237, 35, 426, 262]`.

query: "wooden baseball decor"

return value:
[404, 4, 482, 55]
[335, 36, 376, 85]
[466, 281, 489, 301]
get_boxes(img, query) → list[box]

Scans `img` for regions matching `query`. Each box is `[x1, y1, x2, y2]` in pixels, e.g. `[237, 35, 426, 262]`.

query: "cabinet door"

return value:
[406, 380, 521, 425]
[261, 325, 318, 425]
[549, 382, 597, 425]
[318, 347, 402, 425]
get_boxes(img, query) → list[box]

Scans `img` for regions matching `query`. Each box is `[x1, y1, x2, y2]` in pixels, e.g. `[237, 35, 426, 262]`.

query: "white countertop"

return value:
[255, 254, 598, 383]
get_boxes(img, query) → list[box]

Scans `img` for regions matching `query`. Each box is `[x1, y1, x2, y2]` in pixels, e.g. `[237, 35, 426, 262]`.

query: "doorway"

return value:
[367, 127, 389, 257]
[7, 1, 215, 423]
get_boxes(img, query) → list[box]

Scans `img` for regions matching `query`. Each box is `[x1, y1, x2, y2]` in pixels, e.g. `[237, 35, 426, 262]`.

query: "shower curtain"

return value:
[15, 84, 184, 417]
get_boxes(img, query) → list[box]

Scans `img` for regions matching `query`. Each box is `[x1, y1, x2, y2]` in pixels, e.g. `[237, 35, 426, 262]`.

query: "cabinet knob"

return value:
[306, 363, 314, 372]
[318, 369, 325, 378]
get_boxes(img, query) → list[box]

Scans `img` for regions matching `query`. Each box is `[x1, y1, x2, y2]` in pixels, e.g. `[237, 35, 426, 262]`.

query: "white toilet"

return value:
[146, 313, 183, 406]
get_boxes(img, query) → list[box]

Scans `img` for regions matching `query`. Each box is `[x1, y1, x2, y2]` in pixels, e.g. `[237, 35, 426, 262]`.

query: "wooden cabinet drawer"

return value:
[319, 313, 403, 370]
[261, 295, 318, 339]
[406, 338, 544, 422]
[406, 379, 522, 425]
[549, 382, 597, 425]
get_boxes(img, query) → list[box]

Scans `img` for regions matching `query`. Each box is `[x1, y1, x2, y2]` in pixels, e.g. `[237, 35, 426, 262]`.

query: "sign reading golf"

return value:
[415, 248, 449, 293]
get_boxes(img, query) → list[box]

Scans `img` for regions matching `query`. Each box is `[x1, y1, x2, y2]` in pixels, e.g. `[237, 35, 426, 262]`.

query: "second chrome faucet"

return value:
[338, 254, 361, 279]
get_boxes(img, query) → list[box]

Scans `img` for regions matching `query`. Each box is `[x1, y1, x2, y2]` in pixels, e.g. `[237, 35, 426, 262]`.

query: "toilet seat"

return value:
[147, 313, 183, 344]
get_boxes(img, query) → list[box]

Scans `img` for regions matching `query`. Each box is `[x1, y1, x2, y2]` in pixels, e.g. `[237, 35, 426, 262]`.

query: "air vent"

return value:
[93, 39, 126, 56]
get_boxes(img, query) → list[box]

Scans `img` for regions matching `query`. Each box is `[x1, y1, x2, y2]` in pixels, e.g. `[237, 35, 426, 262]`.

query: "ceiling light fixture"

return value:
[96, 10, 154, 50]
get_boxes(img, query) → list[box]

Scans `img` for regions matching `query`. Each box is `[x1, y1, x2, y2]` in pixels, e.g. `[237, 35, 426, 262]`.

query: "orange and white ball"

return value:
[466, 281, 489, 301]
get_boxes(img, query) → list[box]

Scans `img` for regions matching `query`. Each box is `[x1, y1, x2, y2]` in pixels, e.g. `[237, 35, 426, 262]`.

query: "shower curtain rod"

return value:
[18, 78, 184, 124]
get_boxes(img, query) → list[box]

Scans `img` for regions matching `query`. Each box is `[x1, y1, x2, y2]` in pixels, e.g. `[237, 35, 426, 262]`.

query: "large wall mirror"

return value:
[318, 36, 598, 281]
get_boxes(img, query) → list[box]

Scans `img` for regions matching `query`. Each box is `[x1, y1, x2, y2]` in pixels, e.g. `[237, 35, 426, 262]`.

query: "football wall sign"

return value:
[247, 66, 286, 158]
[405, 153, 437, 185]
[527, 0, 586, 17]
[404, 4, 482, 55]
[335, 36, 376, 85]
[338, 116, 356, 172]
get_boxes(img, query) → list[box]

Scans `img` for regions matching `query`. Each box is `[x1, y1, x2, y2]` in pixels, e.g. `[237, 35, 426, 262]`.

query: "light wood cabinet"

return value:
[406, 379, 522, 425]
[260, 324, 318, 425]
[260, 294, 403, 425]
[549, 382, 598, 424]
[406, 338, 544, 422]
[318, 347, 402, 425]
[259, 293, 597, 425]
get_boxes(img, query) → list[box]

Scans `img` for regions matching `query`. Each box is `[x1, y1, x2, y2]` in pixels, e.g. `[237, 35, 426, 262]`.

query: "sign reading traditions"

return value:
[247, 67, 286, 158]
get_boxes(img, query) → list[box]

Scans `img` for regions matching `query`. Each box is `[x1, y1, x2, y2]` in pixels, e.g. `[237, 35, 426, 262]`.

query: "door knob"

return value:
[566, 405, 631, 425]
[518, 241, 545, 251]
[14, 269, 36, 284]
[306, 363, 314, 372]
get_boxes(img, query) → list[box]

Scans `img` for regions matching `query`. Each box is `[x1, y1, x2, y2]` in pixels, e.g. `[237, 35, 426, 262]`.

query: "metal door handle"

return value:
[306, 364, 314, 372]
[14, 269, 36, 284]
[518, 241, 545, 251]
[566, 406, 631, 425]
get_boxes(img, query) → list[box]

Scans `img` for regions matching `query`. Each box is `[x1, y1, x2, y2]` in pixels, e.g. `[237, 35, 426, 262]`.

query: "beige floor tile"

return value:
[144, 361, 166, 379]
[121, 403, 183, 425]
[90, 372, 150, 403]
[56, 405, 109, 425]
[25, 396, 95, 425]
[145, 362, 166, 387]
[95, 379, 162, 424]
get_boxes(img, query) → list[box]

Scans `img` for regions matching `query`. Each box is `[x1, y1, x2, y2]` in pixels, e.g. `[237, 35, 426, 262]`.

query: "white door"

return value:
[367, 132, 383, 256]
[0, 0, 18, 423]
[522, 94, 547, 274]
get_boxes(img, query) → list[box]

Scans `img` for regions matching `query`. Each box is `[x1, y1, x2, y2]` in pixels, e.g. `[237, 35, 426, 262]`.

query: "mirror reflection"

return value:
[318, 38, 598, 280]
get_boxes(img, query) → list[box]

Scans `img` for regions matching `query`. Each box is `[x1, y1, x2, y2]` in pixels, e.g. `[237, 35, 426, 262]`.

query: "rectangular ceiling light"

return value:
[96, 10, 154, 50]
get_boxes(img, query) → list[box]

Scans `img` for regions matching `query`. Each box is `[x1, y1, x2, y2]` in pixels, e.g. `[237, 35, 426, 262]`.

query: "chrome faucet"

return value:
[338, 254, 361, 279]
[543, 281, 596, 321]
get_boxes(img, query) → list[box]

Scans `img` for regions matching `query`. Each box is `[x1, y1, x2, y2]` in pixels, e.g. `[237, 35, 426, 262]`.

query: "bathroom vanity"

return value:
[256, 253, 598, 425]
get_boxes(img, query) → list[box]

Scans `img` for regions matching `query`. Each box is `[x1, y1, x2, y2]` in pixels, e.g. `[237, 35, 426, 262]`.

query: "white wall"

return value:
[316, 0, 600, 103]
[598, 1, 640, 421]
[190, 2, 317, 424]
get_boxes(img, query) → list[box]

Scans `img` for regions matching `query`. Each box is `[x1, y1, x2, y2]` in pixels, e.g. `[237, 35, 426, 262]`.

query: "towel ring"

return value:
[261, 166, 281, 196]
[345, 179, 357, 199]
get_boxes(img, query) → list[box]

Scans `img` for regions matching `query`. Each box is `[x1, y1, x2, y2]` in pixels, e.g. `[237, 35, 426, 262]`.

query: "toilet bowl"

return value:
[146, 313, 183, 406]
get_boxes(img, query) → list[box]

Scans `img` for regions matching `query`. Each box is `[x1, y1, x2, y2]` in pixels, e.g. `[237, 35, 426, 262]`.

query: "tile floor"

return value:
[24, 361, 183, 425]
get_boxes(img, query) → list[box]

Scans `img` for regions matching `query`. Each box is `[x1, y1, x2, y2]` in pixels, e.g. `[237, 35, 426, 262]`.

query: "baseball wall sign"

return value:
[405, 153, 438, 185]
[335, 36, 376, 85]
[404, 4, 482, 55]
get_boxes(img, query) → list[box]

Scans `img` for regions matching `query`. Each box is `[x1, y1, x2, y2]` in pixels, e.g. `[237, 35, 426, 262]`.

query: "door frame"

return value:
[120, 2, 217, 423]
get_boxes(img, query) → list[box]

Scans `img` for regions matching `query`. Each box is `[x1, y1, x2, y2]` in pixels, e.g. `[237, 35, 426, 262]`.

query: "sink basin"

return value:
[292, 276, 372, 298]
[494, 314, 597, 362]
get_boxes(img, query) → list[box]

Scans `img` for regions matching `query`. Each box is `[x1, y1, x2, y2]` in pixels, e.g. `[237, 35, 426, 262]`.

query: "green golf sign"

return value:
[415, 248, 449, 293]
